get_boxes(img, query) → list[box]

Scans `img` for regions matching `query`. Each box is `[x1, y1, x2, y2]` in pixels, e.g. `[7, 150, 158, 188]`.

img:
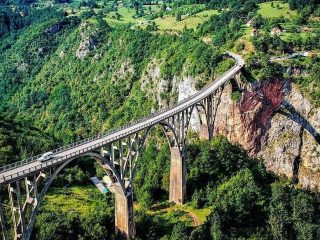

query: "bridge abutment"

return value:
[114, 190, 135, 239]
[169, 147, 186, 204]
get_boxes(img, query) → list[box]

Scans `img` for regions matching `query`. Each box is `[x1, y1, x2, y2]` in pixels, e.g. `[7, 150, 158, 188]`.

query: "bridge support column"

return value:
[115, 191, 135, 239]
[199, 124, 210, 140]
[169, 147, 186, 204]
[234, 71, 242, 83]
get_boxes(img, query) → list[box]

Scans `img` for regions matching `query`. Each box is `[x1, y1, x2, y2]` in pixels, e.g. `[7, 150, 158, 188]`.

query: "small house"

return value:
[246, 18, 254, 27]
[271, 25, 283, 36]
[251, 28, 259, 37]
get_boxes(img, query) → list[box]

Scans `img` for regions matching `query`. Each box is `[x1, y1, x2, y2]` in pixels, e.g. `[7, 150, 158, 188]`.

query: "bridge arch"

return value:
[20, 152, 126, 240]
[140, 121, 180, 149]
[129, 120, 183, 203]
[128, 105, 210, 205]
[128, 102, 210, 186]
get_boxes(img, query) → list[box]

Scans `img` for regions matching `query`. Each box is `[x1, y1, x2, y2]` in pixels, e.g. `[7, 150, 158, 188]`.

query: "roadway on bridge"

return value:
[0, 53, 244, 184]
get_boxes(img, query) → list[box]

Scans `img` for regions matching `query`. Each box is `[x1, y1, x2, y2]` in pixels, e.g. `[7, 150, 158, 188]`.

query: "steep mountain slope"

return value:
[0, 7, 225, 145]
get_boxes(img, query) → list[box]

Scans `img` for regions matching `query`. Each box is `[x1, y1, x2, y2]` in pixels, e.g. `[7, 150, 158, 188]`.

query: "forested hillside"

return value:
[0, 3, 225, 147]
[1, 0, 320, 239]
[0, 116, 57, 166]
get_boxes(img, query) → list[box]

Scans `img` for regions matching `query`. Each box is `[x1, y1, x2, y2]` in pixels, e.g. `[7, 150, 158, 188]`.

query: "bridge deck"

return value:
[0, 53, 244, 184]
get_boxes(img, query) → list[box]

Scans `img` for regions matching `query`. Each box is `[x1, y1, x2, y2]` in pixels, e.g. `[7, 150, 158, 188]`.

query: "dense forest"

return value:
[0, 0, 320, 239]
[31, 137, 320, 239]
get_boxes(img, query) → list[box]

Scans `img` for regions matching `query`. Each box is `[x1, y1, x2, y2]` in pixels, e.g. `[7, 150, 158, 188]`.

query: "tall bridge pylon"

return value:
[0, 53, 244, 239]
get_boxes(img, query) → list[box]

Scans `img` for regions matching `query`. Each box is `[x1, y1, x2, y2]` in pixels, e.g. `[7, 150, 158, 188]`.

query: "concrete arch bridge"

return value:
[0, 52, 244, 240]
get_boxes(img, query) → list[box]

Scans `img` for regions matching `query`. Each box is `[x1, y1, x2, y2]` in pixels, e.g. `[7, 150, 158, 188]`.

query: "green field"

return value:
[41, 185, 106, 216]
[106, 7, 136, 24]
[103, 5, 161, 25]
[42, 185, 210, 225]
[280, 31, 309, 41]
[102, 6, 218, 31]
[258, 2, 297, 18]
[147, 202, 211, 226]
[182, 205, 211, 224]
[154, 9, 219, 31]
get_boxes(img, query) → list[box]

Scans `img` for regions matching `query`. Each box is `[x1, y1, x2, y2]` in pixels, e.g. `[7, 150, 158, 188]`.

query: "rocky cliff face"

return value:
[140, 60, 201, 130]
[213, 78, 320, 191]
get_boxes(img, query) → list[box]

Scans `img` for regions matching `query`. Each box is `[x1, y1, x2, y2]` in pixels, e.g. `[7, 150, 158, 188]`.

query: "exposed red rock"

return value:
[213, 79, 320, 191]
[214, 79, 285, 154]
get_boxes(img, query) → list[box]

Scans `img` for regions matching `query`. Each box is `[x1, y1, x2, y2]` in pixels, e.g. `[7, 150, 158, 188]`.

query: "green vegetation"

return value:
[154, 9, 219, 31]
[41, 186, 106, 215]
[103, 6, 145, 25]
[0, 5, 225, 147]
[1, 0, 320, 239]
[258, 2, 297, 19]
[33, 185, 115, 240]
[231, 90, 241, 101]
[0, 116, 57, 166]
[96, 5, 219, 31]
[181, 205, 211, 224]
[134, 137, 171, 209]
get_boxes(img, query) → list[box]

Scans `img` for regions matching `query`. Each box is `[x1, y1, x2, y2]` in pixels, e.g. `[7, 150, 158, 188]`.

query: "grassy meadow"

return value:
[258, 1, 297, 18]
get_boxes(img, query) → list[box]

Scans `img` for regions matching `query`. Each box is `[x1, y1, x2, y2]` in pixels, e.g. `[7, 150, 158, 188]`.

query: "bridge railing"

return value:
[0, 57, 241, 175]
[0, 119, 160, 182]
[0, 109, 177, 182]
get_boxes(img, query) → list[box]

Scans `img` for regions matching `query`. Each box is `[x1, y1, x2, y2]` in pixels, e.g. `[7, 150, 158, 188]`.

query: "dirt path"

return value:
[136, 202, 203, 227]
[187, 211, 201, 227]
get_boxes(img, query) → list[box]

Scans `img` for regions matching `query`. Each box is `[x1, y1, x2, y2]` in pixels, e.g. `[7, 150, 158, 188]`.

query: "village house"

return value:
[246, 18, 254, 27]
[271, 25, 284, 36]
[251, 28, 259, 37]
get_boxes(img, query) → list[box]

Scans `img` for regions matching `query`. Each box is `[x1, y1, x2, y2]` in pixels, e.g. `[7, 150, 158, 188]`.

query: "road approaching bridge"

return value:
[0, 52, 244, 240]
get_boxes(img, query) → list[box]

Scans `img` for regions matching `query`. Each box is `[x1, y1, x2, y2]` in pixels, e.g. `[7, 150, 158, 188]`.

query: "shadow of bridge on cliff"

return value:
[277, 100, 320, 145]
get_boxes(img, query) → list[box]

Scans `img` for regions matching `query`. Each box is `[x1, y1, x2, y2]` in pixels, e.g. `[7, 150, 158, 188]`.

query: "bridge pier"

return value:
[198, 106, 210, 140]
[169, 147, 186, 204]
[114, 190, 135, 239]
[234, 71, 242, 82]
[199, 124, 210, 140]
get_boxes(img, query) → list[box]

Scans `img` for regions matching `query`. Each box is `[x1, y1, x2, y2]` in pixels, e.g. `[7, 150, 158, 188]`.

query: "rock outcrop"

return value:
[213, 78, 320, 191]
[177, 76, 200, 131]
[76, 23, 96, 60]
[76, 36, 95, 59]
[112, 60, 135, 83]
[140, 60, 201, 130]
[140, 60, 178, 108]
